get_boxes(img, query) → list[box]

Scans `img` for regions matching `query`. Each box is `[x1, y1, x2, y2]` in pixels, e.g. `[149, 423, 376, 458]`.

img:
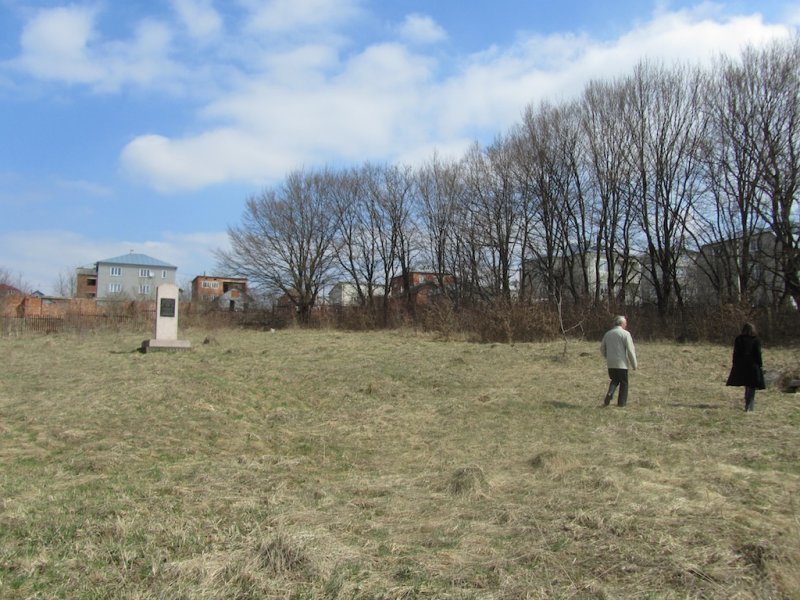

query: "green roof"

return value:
[97, 253, 177, 269]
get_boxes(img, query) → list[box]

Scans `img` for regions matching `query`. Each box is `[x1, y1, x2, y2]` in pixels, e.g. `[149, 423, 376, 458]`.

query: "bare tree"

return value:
[693, 52, 767, 305]
[330, 167, 382, 307]
[746, 39, 800, 310]
[415, 152, 464, 299]
[548, 100, 597, 305]
[514, 104, 571, 303]
[364, 163, 420, 316]
[54, 268, 77, 298]
[581, 78, 638, 307]
[216, 169, 338, 323]
[462, 137, 521, 303]
[0, 267, 29, 295]
[623, 61, 707, 315]
[445, 170, 486, 306]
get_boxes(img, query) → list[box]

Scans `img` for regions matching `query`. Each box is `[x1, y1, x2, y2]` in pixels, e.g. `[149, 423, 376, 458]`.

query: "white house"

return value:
[328, 282, 360, 306]
[327, 282, 386, 306]
[91, 252, 178, 300]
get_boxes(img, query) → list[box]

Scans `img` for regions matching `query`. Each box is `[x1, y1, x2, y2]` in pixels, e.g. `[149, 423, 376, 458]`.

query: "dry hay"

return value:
[445, 465, 488, 496]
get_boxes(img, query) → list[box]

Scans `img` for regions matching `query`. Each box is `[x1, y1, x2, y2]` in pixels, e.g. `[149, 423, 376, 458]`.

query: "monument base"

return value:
[141, 339, 192, 353]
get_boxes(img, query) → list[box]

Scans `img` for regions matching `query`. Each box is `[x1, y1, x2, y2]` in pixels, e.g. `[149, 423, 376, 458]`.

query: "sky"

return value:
[1, 0, 798, 294]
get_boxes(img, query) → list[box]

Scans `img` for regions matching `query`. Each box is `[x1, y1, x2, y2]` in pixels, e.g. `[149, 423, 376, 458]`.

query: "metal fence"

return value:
[1, 313, 155, 337]
[0, 308, 283, 337]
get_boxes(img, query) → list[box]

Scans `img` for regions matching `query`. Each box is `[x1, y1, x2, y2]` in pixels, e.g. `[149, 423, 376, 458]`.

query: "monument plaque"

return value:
[141, 284, 191, 352]
[160, 298, 176, 318]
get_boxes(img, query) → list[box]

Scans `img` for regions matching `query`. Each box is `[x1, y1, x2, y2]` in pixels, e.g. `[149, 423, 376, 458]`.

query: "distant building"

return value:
[76, 266, 98, 298]
[635, 251, 701, 306]
[77, 252, 178, 300]
[522, 249, 701, 306]
[695, 231, 785, 306]
[191, 275, 251, 310]
[328, 282, 359, 306]
[0, 283, 22, 297]
[328, 282, 386, 306]
[522, 253, 607, 303]
[390, 272, 455, 305]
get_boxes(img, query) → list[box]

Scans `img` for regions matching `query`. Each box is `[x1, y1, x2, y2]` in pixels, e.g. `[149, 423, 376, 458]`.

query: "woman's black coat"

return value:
[726, 334, 765, 389]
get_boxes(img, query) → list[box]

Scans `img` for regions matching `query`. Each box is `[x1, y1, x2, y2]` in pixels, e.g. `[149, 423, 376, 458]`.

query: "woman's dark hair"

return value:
[741, 322, 757, 336]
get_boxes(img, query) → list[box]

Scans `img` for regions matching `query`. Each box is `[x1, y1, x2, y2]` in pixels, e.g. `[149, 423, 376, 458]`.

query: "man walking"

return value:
[601, 315, 638, 407]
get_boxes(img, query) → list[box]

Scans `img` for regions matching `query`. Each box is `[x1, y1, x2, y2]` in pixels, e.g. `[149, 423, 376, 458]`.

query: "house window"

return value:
[161, 270, 167, 279]
[211, 282, 220, 288]
[139, 285, 151, 295]
[108, 283, 122, 293]
[140, 268, 153, 278]
[202, 281, 211, 288]
[110, 267, 121, 276]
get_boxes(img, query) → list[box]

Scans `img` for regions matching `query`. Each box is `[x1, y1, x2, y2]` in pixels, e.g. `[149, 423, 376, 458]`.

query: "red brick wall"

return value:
[2, 295, 112, 317]
[76, 273, 97, 298]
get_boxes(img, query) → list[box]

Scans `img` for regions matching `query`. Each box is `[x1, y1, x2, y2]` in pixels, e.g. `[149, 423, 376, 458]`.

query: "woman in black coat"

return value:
[726, 322, 765, 412]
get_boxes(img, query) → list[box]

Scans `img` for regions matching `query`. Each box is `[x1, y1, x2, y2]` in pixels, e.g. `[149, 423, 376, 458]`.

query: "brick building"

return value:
[191, 276, 251, 310]
[390, 272, 456, 305]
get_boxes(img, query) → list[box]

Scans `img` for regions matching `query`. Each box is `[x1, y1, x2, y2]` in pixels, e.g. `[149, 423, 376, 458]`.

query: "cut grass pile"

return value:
[1, 329, 799, 598]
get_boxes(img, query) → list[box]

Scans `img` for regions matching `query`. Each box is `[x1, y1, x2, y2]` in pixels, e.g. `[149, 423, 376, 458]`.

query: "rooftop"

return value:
[97, 253, 177, 269]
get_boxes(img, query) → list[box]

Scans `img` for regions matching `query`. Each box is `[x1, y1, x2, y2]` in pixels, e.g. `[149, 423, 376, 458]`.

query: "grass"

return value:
[1, 328, 799, 599]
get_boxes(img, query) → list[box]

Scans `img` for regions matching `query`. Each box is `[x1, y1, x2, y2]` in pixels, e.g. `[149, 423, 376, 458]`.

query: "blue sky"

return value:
[1, 0, 798, 293]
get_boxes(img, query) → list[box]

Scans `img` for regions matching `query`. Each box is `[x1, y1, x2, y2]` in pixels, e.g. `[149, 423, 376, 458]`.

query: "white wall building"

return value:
[94, 253, 177, 300]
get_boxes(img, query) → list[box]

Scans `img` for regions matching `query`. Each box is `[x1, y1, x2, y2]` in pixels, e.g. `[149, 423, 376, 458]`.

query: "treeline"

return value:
[217, 38, 800, 334]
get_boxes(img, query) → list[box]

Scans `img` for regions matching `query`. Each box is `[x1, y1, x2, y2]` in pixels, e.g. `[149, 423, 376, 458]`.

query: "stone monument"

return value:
[141, 284, 191, 352]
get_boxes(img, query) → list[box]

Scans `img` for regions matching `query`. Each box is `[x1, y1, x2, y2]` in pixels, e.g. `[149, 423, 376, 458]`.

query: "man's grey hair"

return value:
[613, 315, 626, 326]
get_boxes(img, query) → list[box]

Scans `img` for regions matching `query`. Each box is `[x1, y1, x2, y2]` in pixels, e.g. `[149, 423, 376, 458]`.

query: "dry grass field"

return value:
[1, 328, 799, 599]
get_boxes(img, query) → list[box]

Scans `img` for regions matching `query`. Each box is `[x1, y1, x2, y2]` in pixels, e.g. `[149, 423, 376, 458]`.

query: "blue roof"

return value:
[97, 253, 177, 269]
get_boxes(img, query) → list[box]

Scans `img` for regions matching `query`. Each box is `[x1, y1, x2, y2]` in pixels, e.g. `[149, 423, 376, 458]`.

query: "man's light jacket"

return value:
[601, 326, 638, 370]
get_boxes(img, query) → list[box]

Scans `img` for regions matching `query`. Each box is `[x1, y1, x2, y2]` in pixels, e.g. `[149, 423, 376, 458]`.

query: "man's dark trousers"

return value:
[604, 368, 629, 406]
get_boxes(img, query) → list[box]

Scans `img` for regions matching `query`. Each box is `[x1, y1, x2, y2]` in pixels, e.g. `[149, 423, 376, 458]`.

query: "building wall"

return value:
[191, 276, 248, 302]
[523, 255, 612, 302]
[695, 232, 785, 306]
[76, 270, 97, 298]
[96, 263, 176, 299]
[389, 272, 456, 306]
[390, 273, 455, 297]
[328, 283, 359, 306]
[1, 295, 103, 318]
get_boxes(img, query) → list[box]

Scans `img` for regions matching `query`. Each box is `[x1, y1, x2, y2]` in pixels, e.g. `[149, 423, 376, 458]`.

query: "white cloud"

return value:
[100, 19, 181, 91]
[112, 4, 796, 192]
[121, 130, 301, 192]
[613, 9, 791, 65]
[258, 44, 340, 83]
[122, 42, 435, 190]
[0, 230, 120, 292]
[171, 0, 223, 39]
[15, 5, 104, 84]
[11, 5, 185, 92]
[238, 0, 363, 33]
[398, 14, 448, 45]
[432, 8, 794, 138]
